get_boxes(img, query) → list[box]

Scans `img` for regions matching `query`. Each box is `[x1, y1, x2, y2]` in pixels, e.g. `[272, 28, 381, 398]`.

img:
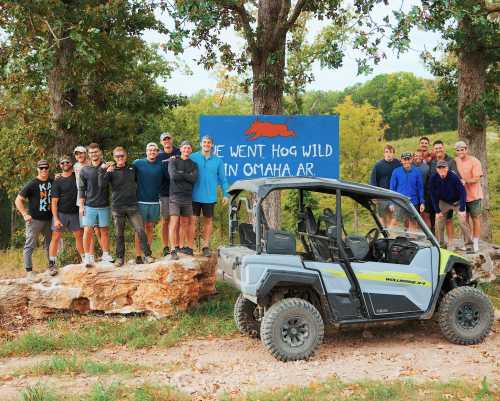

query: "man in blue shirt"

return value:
[190, 135, 229, 257]
[132, 142, 163, 264]
[429, 160, 472, 251]
[390, 152, 425, 231]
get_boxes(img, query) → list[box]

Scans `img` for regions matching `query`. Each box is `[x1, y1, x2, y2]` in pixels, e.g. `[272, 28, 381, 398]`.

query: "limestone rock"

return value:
[0, 257, 216, 319]
[455, 242, 499, 282]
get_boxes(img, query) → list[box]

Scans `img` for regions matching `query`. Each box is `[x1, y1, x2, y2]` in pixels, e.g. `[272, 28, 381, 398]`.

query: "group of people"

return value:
[15, 133, 229, 277]
[370, 137, 484, 253]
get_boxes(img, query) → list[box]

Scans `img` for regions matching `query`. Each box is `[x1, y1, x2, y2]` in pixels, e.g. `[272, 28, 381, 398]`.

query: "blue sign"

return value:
[199, 115, 339, 183]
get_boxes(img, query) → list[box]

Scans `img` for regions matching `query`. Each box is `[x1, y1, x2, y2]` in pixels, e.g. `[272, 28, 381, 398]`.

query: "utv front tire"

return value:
[438, 286, 494, 345]
[260, 298, 324, 362]
[234, 294, 260, 338]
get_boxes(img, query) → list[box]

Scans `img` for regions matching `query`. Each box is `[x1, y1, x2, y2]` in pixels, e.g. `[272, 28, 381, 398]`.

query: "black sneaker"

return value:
[180, 246, 193, 255]
[48, 261, 58, 276]
[202, 247, 211, 257]
[162, 246, 170, 257]
[170, 249, 179, 260]
[135, 256, 144, 265]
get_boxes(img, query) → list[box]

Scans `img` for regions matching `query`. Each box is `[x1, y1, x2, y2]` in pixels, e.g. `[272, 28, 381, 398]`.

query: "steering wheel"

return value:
[365, 227, 380, 242]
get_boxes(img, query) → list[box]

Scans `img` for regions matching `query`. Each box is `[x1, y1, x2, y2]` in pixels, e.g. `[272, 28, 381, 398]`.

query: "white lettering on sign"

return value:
[271, 144, 297, 158]
[301, 144, 333, 158]
[229, 144, 266, 158]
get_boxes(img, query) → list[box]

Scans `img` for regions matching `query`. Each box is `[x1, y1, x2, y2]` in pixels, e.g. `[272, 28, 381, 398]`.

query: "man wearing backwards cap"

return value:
[48, 155, 84, 275]
[190, 135, 229, 257]
[390, 152, 425, 230]
[15, 160, 53, 277]
[157, 132, 181, 257]
[168, 140, 198, 260]
[455, 140, 483, 253]
[132, 142, 163, 264]
[429, 159, 472, 251]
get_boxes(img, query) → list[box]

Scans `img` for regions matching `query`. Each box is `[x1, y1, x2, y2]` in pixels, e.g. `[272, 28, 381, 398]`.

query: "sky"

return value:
[142, 1, 443, 96]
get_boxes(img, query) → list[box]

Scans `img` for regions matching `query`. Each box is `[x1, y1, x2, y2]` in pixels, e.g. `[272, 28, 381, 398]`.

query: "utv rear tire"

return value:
[260, 298, 324, 362]
[234, 294, 260, 338]
[438, 286, 493, 345]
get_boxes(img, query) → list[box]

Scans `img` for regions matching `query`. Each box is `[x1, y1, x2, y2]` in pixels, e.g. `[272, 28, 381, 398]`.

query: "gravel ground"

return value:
[0, 317, 498, 400]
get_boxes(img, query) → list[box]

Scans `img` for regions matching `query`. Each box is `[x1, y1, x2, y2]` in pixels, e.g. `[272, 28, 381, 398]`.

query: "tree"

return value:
[391, 0, 499, 239]
[166, 0, 385, 226]
[0, 1, 175, 156]
[335, 96, 385, 230]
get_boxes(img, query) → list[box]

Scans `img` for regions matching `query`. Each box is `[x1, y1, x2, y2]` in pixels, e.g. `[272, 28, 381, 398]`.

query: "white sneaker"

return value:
[101, 253, 114, 263]
[85, 254, 95, 268]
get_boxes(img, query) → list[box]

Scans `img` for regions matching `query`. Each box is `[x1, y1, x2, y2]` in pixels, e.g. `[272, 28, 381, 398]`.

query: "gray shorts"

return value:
[52, 212, 81, 232]
[160, 196, 170, 218]
[169, 201, 193, 217]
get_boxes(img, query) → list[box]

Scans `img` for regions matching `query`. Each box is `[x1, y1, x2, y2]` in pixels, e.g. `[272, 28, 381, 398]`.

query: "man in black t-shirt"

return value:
[168, 141, 198, 260]
[15, 160, 53, 277]
[47, 155, 84, 275]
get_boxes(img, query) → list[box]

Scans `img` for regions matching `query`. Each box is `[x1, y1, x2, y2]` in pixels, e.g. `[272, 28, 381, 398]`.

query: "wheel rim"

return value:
[281, 316, 309, 347]
[456, 302, 480, 329]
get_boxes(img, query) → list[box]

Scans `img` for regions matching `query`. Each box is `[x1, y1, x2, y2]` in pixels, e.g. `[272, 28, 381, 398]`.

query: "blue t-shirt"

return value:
[190, 151, 229, 204]
[132, 158, 163, 203]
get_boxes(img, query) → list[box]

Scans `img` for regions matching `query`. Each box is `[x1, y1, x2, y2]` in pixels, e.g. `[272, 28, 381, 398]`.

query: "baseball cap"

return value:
[455, 140, 467, 149]
[436, 160, 448, 168]
[160, 132, 172, 141]
[59, 155, 71, 163]
[146, 142, 159, 150]
[37, 160, 49, 168]
[73, 146, 86, 154]
[180, 140, 192, 148]
[201, 134, 214, 143]
[401, 151, 413, 159]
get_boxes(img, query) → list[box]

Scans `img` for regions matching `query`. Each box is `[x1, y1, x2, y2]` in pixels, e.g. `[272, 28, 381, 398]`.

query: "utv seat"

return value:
[239, 223, 256, 250]
[304, 207, 331, 261]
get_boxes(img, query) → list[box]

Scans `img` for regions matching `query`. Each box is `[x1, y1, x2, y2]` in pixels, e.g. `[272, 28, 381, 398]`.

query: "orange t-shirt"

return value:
[455, 156, 483, 202]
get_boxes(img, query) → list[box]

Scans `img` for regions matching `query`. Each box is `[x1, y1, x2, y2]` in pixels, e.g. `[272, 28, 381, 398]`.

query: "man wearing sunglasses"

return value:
[15, 160, 53, 277]
[47, 156, 84, 275]
[99, 147, 154, 267]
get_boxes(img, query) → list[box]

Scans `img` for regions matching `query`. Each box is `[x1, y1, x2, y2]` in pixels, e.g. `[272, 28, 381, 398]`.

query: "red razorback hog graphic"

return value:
[244, 119, 296, 141]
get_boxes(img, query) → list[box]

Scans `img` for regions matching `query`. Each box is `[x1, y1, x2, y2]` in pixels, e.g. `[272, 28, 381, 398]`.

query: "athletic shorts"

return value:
[160, 197, 170, 218]
[138, 203, 160, 223]
[193, 202, 215, 218]
[466, 199, 482, 218]
[52, 212, 80, 232]
[169, 201, 193, 217]
[82, 206, 110, 228]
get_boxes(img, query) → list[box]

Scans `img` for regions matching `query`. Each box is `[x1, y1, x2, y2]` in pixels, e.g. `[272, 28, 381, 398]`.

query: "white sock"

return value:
[473, 238, 479, 250]
[49, 256, 56, 262]
[102, 251, 110, 257]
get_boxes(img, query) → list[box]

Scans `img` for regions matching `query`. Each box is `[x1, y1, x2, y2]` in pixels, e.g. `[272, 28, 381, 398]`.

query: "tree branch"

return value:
[286, 0, 308, 30]
[226, 2, 257, 55]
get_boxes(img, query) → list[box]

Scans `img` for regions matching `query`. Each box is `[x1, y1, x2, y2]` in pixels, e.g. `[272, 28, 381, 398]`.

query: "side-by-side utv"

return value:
[216, 177, 494, 362]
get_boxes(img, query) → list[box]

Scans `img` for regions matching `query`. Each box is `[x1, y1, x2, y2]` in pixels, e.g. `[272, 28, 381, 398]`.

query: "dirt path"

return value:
[1, 319, 499, 400]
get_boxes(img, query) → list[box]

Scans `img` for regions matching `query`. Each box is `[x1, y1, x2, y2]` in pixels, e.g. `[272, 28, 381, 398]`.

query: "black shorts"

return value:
[193, 202, 215, 218]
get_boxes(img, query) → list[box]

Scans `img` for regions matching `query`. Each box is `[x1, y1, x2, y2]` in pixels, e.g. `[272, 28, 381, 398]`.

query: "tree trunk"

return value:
[250, 0, 289, 229]
[47, 35, 77, 157]
[457, 23, 491, 241]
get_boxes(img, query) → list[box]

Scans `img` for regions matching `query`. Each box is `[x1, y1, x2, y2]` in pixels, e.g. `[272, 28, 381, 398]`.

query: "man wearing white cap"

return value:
[455, 140, 483, 252]
[132, 142, 163, 263]
[73, 145, 101, 251]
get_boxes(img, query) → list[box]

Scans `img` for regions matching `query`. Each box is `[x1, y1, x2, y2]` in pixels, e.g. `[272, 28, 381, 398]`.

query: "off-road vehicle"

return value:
[217, 177, 494, 362]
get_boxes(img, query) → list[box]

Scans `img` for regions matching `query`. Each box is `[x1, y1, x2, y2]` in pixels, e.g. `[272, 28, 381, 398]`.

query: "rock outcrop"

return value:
[0, 257, 216, 319]
[454, 242, 500, 282]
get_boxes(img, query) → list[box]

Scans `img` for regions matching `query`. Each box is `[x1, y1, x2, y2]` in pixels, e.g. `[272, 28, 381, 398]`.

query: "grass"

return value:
[14, 355, 146, 377]
[225, 377, 498, 401]
[481, 279, 500, 309]
[14, 377, 498, 401]
[0, 281, 238, 358]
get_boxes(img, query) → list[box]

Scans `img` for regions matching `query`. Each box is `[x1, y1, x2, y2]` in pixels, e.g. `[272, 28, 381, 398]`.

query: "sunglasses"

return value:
[456, 147, 466, 151]
[38, 166, 49, 170]
[114, 154, 126, 158]
[60, 161, 71, 165]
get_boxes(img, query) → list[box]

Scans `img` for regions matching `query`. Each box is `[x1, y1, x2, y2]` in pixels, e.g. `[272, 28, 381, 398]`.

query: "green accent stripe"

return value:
[439, 248, 461, 274]
[323, 268, 431, 287]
